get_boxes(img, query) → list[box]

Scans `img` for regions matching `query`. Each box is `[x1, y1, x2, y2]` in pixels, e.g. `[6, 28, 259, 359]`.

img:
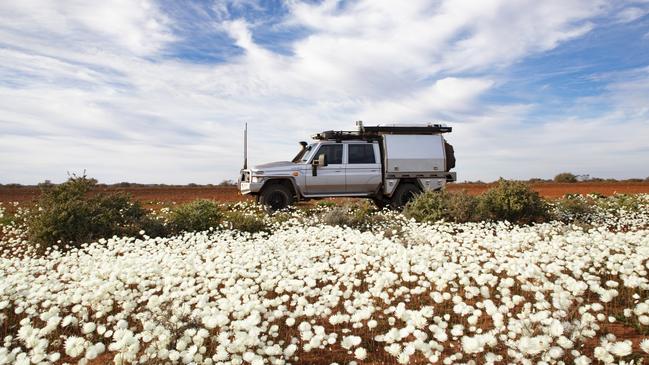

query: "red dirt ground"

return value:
[1, 182, 648, 206]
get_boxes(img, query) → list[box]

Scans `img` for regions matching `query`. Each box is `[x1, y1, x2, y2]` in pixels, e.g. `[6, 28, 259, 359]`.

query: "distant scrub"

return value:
[17, 174, 648, 253]
[28, 175, 163, 252]
[554, 172, 578, 183]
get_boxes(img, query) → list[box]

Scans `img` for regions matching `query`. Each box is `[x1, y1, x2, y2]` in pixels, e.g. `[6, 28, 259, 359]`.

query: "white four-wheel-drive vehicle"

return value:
[239, 122, 456, 211]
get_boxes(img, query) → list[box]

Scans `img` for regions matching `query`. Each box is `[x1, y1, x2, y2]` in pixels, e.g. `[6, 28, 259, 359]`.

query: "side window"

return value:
[314, 144, 343, 164]
[348, 144, 376, 164]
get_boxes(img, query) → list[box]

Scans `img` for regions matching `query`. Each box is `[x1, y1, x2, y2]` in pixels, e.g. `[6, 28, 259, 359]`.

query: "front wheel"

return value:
[390, 183, 421, 210]
[258, 184, 294, 212]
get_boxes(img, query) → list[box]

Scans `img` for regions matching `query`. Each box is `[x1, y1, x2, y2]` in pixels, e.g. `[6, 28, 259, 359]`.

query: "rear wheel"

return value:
[372, 197, 388, 210]
[258, 184, 294, 212]
[390, 183, 421, 210]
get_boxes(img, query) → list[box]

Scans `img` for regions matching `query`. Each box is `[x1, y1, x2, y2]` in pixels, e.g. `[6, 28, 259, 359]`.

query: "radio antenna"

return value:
[243, 122, 248, 169]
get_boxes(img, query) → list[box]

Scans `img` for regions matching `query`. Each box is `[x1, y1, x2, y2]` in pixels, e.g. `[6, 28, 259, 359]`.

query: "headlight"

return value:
[251, 176, 263, 183]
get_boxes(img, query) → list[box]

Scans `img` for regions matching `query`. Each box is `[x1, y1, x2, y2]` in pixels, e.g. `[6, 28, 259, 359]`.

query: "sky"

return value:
[1, 0, 648, 184]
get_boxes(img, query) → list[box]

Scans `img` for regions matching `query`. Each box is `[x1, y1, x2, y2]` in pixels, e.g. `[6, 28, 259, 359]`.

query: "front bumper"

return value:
[238, 169, 263, 194]
[239, 181, 264, 195]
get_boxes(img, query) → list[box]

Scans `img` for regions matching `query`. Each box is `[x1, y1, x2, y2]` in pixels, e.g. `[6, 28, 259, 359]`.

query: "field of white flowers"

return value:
[1, 196, 648, 365]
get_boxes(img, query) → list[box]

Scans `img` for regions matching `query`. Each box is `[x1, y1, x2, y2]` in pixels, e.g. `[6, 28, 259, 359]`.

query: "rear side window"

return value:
[314, 144, 343, 164]
[348, 144, 376, 164]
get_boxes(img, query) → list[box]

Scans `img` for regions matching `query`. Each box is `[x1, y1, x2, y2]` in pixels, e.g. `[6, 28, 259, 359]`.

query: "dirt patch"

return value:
[1, 182, 648, 206]
[448, 181, 649, 198]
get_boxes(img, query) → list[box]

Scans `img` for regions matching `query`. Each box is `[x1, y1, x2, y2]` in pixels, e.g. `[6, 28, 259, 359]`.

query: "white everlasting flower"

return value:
[461, 336, 482, 354]
[548, 320, 563, 337]
[64, 336, 86, 358]
[168, 350, 180, 361]
[284, 344, 297, 357]
[82, 322, 96, 334]
[639, 315, 649, 325]
[385, 343, 401, 357]
[594, 346, 613, 363]
[640, 338, 649, 354]
[354, 347, 367, 360]
[341, 335, 361, 350]
[610, 340, 632, 357]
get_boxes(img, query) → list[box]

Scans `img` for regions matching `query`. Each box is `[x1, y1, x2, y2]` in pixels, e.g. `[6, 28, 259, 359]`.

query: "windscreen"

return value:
[297, 144, 316, 163]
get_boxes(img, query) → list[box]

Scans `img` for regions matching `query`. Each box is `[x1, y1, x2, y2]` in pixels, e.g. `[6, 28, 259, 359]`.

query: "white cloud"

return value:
[451, 68, 649, 181]
[615, 6, 648, 23]
[0, 0, 174, 56]
[2, 0, 646, 184]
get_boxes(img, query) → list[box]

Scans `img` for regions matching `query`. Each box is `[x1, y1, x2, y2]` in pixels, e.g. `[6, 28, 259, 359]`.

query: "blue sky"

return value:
[1, 0, 648, 184]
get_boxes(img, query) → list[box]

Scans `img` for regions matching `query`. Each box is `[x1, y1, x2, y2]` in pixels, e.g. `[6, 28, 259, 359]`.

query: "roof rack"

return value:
[312, 123, 451, 141]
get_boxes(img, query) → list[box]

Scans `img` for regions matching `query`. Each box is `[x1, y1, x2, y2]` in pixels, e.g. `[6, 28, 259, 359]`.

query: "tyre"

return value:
[372, 197, 388, 210]
[390, 183, 421, 210]
[258, 183, 294, 212]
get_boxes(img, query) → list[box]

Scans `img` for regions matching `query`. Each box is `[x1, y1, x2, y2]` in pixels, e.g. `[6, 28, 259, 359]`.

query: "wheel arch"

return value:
[259, 177, 300, 199]
[385, 178, 422, 197]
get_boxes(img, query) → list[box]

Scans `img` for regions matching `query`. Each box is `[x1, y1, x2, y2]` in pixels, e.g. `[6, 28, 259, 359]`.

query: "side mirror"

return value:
[318, 154, 327, 167]
[312, 154, 327, 176]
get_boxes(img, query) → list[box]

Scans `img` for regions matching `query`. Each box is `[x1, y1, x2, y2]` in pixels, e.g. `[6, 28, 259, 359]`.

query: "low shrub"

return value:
[168, 199, 223, 233]
[553, 194, 595, 223]
[404, 190, 479, 223]
[319, 200, 380, 229]
[596, 194, 644, 213]
[222, 210, 268, 233]
[28, 175, 154, 252]
[477, 179, 549, 224]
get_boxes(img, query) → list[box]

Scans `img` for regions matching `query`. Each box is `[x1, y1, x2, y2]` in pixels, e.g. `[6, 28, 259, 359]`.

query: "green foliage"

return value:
[28, 175, 155, 251]
[595, 194, 644, 212]
[319, 200, 382, 229]
[404, 190, 479, 223]
[0, 213, 14, 226]
[554, 172, 577, 183]
[223, 211, 268, 233]
[477, 179, 549, 224]
[168, 199, 223, 233]
[316, 201, 337, 208]
[553, 194, 595, 223]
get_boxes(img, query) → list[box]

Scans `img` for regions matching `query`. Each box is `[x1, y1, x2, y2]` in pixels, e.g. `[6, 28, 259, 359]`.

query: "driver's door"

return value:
[305, 144, 345, 194]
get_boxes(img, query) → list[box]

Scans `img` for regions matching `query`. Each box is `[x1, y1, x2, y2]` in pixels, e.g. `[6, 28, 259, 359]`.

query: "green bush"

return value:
[404, 190, 479, 223]
[28, 175, 156, 251]
[554, 172, 577, 183]
[596, 194, 644, 212]
[477, 179, 549, 224]
[168, 200, 223, 233]
[223, 210, 267, 233]
[553, 194, 595, 223]
[319, 200, 380, 229]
